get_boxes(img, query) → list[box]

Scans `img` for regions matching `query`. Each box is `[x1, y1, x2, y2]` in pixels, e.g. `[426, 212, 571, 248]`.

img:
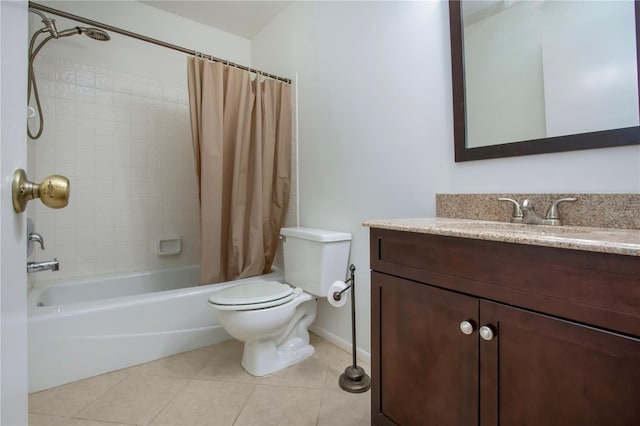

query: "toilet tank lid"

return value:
[280, 227, 352, 242]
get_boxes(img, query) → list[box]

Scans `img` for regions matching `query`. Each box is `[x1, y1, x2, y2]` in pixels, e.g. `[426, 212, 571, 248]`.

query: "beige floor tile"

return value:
[317, 388, 371, 426]
[121, 346, 216, 378]
[29, 413, 68, 425]
[309, 335, 371, 391]
[28, 334, 368, 425]
[196, 340, 258, 384]
[258, 355, 328, 389]
[29, 413, 133, 426]
[75, 374, 188, 425]
[65, 418, 132, 426]
[234, 385, 322, 426]
[311, 335, 356, 373]
[150, 380, 254, 426]
[310, 333, 351, 364]
[29, 372, 128, 417]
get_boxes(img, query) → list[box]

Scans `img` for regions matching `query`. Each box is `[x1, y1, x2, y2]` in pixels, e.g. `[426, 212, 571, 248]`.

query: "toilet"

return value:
[208, 227, 352, 376]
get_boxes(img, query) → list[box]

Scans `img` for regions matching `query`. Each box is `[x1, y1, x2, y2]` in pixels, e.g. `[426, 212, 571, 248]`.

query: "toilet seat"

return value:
[208, 281, 303, 311]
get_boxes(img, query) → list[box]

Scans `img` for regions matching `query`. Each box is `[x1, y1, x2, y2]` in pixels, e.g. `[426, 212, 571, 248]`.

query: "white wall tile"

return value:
[30, 57, 200, 284]
[76, 69, 95, 88]
[76, 86, 96, 103]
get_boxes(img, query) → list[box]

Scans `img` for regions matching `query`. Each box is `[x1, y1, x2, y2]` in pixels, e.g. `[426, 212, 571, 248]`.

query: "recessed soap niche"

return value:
[157, 237, 181, 256]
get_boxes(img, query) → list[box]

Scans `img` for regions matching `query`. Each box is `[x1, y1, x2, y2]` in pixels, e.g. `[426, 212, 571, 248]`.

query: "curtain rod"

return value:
[28, 1, 292, 84]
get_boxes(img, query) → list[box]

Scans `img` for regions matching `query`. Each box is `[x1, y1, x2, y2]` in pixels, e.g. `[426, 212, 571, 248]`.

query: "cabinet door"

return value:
[372, 272, 479, 426]
[480, 301, 640, 426]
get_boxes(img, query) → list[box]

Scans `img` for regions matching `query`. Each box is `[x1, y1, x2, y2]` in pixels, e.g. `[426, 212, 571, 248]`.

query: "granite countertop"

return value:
[363, 217, 640, 257]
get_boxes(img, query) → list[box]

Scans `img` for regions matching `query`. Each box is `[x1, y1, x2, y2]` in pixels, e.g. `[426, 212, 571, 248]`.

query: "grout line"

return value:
[144, 376, 192, 426]
[70, 415, 138, 425]
[232, 382, 257, 426]
[33, 370, 131, 418]
[315, 391, 324, 426]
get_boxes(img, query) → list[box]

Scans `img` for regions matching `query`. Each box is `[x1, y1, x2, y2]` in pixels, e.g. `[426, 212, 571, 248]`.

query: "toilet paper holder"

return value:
[331, 279, 351, 302]
[334, 264, 371, 393]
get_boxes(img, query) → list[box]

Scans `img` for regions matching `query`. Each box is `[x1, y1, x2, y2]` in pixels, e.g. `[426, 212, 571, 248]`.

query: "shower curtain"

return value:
[187, 57, 292, 285]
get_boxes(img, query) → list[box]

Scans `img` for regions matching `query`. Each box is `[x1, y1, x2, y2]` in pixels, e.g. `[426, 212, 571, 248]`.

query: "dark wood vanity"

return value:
[369, 226, 640, 426]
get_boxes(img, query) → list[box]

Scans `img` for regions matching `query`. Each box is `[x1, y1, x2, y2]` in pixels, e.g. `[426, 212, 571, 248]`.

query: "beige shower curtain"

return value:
[187, 57, 292, 285]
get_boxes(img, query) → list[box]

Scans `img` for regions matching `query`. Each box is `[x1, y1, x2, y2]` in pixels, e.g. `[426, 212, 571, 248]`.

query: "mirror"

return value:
[449, 0, 640, 162]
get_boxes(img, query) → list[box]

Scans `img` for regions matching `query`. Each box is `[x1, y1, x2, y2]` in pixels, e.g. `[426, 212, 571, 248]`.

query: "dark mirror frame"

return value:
[449, 0, 640, 162]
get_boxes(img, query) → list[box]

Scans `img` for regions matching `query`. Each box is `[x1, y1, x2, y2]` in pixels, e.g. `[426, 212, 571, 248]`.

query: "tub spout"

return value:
[27, 258, 59, 273]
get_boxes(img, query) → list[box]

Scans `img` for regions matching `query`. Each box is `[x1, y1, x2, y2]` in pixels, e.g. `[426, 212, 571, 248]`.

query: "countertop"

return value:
[363, 217, 640, 257]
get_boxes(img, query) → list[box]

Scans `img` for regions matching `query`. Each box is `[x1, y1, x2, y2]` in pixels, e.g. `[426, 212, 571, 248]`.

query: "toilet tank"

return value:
[280, 227, 351, 297]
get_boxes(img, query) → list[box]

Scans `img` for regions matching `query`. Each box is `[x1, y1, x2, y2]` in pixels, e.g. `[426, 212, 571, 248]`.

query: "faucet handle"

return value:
[498, 198, 523, 223]
[28, 232, 45, 250]
[546, 198, 577, 220]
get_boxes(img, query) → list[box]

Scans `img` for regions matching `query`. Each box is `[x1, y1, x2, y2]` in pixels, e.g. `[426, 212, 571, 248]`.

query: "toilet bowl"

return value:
[208, 227, 352, 376]
[209, 281, 317, 376]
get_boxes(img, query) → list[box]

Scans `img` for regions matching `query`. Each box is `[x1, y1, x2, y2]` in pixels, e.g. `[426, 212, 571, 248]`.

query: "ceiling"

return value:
[141, 1, 291, 39]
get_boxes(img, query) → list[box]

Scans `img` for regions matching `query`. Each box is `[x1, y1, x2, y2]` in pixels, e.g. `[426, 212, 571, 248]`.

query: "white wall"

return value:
[1, 1, 28, 423]
[252, 0, 640, 356]
[28, 1, 251, 283]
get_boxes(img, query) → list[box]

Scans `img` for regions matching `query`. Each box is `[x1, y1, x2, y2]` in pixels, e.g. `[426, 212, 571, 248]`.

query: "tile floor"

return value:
[28, 333, 371, 426]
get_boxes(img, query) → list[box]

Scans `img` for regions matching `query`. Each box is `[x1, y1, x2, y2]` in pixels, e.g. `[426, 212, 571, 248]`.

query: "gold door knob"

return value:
[12, 169, 70, 213]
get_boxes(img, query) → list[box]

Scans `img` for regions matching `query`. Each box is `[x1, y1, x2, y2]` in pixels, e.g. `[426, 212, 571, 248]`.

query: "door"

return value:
[0, 0, 29, 424]
[372, 272, 479, 426]
[480, 301, 640, 426]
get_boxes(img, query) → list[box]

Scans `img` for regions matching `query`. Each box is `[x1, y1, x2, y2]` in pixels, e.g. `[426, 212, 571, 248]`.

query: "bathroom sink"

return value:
[364, 217, 640, 256]
[432, 220, 637, 246]
[436, 221, 593, 236]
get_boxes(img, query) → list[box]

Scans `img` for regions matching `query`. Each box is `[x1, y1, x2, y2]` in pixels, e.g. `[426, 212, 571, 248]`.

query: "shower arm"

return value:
[28, 7, 58, 36]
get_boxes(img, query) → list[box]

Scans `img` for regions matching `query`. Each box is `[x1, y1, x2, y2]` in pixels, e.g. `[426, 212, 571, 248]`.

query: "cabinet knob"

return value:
[459, 320, 476, 335]
[479, 325, 495, 341]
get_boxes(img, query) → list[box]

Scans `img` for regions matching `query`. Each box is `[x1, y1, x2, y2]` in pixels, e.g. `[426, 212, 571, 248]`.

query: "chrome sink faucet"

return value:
[499, 197, 577, 226]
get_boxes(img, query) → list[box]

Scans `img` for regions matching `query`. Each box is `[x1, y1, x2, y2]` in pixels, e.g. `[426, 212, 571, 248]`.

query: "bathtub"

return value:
[28, 265, 283, 393]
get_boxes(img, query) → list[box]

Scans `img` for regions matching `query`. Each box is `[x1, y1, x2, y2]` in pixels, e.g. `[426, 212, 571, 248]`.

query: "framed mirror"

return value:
[449, 0, 640, 162]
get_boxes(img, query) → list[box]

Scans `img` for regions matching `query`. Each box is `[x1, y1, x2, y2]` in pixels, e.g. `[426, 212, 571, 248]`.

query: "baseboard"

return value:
[309, 325, 371, 365]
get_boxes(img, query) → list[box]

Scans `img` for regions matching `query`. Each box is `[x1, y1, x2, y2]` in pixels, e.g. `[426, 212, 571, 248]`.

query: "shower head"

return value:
[54, 26, 111, 41]
[81, 28, 110, 41]
[29, 7, 111, 42]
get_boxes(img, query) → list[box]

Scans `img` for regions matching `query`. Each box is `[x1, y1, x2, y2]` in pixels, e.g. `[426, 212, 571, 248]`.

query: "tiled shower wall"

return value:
[28, 55, 200, 284]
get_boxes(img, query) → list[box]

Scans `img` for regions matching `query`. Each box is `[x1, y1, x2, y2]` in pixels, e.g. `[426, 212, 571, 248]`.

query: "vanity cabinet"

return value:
[370, 227, 640, 426]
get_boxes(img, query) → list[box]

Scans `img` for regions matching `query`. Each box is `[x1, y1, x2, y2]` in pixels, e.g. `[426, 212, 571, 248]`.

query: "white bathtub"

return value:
[28, 266, 283, 392]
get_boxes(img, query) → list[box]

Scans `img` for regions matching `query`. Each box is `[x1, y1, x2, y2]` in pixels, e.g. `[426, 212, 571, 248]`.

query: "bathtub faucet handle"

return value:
[29, 232, 45, 250]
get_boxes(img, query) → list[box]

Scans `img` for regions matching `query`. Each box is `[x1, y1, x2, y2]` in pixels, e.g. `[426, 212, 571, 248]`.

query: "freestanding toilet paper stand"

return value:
[332, 264, 371, 393]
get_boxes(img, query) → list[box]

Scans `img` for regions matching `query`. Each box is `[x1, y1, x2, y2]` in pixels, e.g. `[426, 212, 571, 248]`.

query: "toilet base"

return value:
[241, 336, 315, 376]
